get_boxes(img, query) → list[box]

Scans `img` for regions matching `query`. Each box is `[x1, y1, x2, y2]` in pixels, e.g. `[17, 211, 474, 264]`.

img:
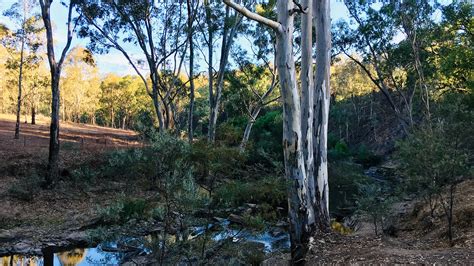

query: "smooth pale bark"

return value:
[224, 0, 332, 262]
[240, 107, 260, 150]
[40, 0, 74, 187]
[274, 1, 314, 262]
[239, 81, 277, 151]
[313, 0, 331, 229]
[187, 0, 195, 143]
[240, 61, 278, 151]
[301, 0, 316, 227]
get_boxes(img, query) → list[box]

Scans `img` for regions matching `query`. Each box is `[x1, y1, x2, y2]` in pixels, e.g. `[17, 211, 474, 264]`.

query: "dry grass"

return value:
[0, 113, 141, 152]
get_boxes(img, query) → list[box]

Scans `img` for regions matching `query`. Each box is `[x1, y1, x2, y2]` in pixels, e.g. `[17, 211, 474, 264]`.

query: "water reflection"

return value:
[0, 255, 40, 266]
[0, 222, 290, 265]
[0, 245, 119, 266]
[57, 249, 86, 266]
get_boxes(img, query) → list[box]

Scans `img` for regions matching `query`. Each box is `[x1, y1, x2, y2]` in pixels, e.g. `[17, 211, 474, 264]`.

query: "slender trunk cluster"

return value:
[224, 0, 331, 263]
[205, 5, 241, 143]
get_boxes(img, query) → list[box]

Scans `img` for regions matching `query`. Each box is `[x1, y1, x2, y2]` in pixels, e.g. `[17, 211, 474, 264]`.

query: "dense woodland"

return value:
[0, 0, 472, 265]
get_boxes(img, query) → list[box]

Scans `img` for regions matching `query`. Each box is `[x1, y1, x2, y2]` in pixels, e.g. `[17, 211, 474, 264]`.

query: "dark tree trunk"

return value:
[14, 37, 25, 139]
[40, 0, 74, 187]
[31, 106, 36, 125]
[46, 73, 60, 186]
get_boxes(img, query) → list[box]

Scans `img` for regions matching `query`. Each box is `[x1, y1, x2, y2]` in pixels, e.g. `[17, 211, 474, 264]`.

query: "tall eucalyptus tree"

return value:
[39, 0, 76, 186]
[224, 0, 331, 263]
[2, 0, 42, 139]
[77, 0, 191, 131]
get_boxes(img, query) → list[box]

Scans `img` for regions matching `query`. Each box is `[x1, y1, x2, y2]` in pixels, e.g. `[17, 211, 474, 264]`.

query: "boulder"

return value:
[228, 214, 244, 225]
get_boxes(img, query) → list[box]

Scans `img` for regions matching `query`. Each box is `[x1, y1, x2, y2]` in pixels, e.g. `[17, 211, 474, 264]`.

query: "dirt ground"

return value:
[0, 114, 141, 151]
[265, 180, 474, 264]
[0, 115, 153, 253]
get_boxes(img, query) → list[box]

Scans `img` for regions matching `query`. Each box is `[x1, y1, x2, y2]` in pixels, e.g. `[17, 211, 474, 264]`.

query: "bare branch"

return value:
[223, 0, 281, 32]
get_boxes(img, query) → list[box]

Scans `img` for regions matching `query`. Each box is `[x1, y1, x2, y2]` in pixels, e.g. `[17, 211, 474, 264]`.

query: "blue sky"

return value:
[0, 0, 351, 76]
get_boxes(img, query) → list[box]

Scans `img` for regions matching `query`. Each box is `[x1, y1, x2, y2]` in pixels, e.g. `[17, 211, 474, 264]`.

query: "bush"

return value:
[190, 140, 247, 186]
[213, 176, 287, 212]
[329, 161, 369, 218]
[355, 182, 394, 236]
[353, 144, 381, 167]
[98, 197, 149, 224]
[215, 116, 247, 146]
[8, 174, 42, 201]
[250, 110, 283, 159]
[72, 166, 97, 184]
[328, 140, 350, 160]
[396, 95, 473, 243]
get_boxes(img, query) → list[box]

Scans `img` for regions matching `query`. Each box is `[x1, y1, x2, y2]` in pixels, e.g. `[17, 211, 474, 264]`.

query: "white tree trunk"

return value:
[224, 0, 332, 262]
[313, 0, 331, 228]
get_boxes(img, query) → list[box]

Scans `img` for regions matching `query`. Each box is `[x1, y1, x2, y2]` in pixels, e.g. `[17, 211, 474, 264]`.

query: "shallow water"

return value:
[192, 220, 290, 253]
[0, 245, 121, 266]
[1, 222, 290, 265]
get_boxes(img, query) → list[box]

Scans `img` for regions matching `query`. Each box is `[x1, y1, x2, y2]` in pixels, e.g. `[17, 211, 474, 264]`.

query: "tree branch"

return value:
[223, 0, 281, 32]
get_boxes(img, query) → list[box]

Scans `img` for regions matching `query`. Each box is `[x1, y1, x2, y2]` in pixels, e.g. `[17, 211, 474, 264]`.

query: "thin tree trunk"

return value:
[240, 107, 261, 151]
[313, 0, 331, 230]
[40, 0, 74, 187]
[31, 105, 36, 125]
[187, 0, 195, 143]
[301, 0, 316, 228]
[151, 87, 165, 130]
[14, 36, 25, 139]
[205, 1, 214, 141]
[46, 73, 60, 186]
[208, 8, 241, 143]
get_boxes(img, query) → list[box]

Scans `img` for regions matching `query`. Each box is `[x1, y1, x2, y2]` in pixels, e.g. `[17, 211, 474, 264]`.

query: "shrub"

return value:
[397, 108, 472, 243]
[213, 176, 287, 212]
[98, 196, 149, 224]
[8, 174, 42, 201]
[353, 144, 381, 167]
[328, 139, 350, 160]
[72, 166, 97, 184]
[355, 182, 394, 236]
[243, 214, 266, 231]
[328, 161, 369, 218]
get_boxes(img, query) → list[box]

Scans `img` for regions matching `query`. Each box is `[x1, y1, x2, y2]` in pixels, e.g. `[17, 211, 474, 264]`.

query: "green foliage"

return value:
[248, 110, 283, 160]
[355, 182, 394, 236]
[72, 166, 97, 184]
[213, 176, 287, 211]
[190, 140, 246, 185]
[329, 162, 369, 218]
[98, 196, 149, 224]
[215, 117, 246, 146]
[397, 94, 473, 197]
[328, 139, 350, 160]
[353, 144, 382, 167]
[103, 148, 153, 181]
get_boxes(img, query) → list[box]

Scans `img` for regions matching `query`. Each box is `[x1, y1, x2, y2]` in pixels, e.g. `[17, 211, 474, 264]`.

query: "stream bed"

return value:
[0, 223, 290, 265]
